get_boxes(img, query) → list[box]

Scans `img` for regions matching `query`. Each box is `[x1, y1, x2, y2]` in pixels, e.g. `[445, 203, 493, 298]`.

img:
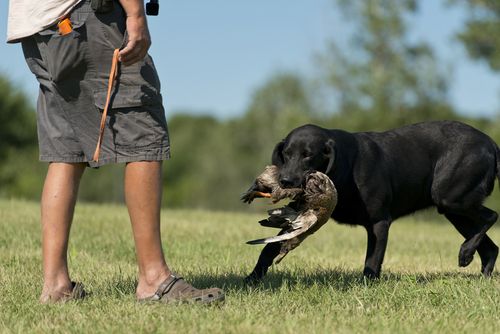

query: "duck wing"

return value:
[258, 206, 300, 229]
[246, 210, 317, 245]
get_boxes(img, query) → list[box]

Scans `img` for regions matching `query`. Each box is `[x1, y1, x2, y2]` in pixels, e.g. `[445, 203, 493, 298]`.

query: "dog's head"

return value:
[272, 124, 338, 188]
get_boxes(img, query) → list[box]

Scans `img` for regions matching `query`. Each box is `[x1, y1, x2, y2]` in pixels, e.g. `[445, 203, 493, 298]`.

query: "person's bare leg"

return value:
[124, 161, 171, 298]
[39, 162, 87, 303]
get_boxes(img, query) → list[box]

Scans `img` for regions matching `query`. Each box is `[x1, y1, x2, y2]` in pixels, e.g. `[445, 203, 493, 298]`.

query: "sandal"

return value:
[136, 273, 225, 305]
[57, 281, 87, 303]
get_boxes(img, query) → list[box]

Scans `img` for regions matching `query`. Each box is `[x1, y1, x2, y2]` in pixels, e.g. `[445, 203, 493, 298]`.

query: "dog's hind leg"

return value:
[444, 211, 498, 276]
[244, 242, 281, 285]
[458, 207, 497, 268]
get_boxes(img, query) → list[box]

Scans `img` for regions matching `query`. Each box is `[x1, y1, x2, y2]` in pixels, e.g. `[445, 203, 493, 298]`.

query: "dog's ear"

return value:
[324, 138, 339, 175]
[271, 139, 285, 167]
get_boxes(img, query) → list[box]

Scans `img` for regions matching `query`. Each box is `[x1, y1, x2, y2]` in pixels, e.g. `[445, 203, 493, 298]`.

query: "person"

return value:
[7, 0, 224, 304]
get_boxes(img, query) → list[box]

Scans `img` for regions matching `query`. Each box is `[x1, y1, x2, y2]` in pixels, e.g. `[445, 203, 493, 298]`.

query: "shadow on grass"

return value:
[98, 265, 498, 299]
[188, 266, 499, 295]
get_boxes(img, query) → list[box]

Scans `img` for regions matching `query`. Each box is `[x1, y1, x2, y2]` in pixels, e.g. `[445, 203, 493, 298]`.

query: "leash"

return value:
[93, 48, 120, 162]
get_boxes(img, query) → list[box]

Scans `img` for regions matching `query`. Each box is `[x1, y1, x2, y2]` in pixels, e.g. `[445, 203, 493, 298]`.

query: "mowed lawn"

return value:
[1, 198, 500, 333]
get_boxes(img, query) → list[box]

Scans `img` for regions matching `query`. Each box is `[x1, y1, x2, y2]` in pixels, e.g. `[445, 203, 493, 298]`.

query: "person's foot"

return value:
[136, 273, 225, 305]
[39, 282, 87, 303]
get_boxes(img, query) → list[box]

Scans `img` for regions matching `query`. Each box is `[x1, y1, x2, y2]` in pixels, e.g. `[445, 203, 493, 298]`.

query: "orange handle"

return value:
[58, 18, 73, 35]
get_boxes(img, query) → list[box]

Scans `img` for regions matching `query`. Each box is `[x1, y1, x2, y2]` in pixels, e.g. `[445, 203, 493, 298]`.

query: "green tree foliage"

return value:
[449, 0, 500, 146]
[451, 0, 500, 70]
[0, 75, 46, 198]
[316, 0, 454, 132]
[0, 76, 37, 158]
[161, 73, 316, 211]
[237, 73, 316, 168]
[161, 114, 222, 208]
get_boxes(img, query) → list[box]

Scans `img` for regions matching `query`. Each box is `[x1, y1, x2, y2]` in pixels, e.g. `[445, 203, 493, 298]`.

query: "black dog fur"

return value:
[246, 120, 500, 282]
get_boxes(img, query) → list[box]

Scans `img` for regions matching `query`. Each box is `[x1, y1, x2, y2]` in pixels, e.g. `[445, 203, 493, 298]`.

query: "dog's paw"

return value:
[458, 245, 475, 267]
[480, 247, 498, 277]
[363, 268, 380, 280]
[243, 273, 263, 286]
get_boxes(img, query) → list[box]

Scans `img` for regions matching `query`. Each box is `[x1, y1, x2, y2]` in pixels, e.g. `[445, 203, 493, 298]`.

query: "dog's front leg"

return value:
[244, 242, 281, 285]
[363, 220, 391, 279]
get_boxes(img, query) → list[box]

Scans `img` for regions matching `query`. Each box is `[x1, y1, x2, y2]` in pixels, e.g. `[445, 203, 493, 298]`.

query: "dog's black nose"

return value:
[280, 175, 295, 188]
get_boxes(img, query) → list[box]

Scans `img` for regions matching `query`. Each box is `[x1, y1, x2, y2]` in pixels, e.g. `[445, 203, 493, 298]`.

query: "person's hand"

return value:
[118, 2, 151, 66]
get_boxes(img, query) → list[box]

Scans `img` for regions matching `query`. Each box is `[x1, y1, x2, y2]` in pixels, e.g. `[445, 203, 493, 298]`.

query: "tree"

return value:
[0, 76, 38, 160]
[158, 73, 317, 211]
[0, 75, 45, 199]
[316, 0, 454, 131]
[238, 72, 316, 168]
[451, 0, 500, 71]
[449, 0, 500, 148]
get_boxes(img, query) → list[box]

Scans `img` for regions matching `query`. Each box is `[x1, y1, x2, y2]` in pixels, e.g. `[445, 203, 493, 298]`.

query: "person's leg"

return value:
[124, 161, 171, 298]
[126, 161, 225, 303]
[39, 162, 87, 303]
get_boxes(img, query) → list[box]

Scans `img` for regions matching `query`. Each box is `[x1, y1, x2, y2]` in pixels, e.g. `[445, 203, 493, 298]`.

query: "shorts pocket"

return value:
[36, 25, 95, 101]
[93, 85, 167, 149]
[93, 84, 161, 109]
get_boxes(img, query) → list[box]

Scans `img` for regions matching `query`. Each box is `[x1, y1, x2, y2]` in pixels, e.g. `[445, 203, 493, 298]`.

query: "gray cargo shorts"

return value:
[21, 0, 170, 168]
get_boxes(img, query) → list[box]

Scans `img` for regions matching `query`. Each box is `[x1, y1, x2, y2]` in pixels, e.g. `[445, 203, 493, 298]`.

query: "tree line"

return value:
[2, 0, 500, 213]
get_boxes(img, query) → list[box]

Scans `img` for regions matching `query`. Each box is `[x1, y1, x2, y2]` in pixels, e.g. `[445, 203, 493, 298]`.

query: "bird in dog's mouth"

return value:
[241, 166, 338, 263]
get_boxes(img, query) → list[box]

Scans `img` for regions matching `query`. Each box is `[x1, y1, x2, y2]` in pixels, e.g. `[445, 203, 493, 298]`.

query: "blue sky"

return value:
[2, 0, 500, 120]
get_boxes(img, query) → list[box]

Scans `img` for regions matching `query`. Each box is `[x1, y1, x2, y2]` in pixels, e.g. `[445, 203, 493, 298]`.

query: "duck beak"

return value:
[248, 191, 271, 203]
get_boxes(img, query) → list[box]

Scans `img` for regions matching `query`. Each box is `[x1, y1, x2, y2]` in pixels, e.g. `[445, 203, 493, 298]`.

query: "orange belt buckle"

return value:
[58, 18, 73, 35]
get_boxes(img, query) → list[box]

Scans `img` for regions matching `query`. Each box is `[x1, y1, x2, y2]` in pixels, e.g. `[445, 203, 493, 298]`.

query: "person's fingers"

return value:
[119, 42, 150, 66]
[119, 40, 150, 66]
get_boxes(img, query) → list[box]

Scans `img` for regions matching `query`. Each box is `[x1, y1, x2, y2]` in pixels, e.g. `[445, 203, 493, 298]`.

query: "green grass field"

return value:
[1, 198, 500, 333]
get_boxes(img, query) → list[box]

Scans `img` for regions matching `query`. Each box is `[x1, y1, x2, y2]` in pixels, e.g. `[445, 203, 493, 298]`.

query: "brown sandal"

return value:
[136, 273, 225, 305]
[57, 281, 87, 303]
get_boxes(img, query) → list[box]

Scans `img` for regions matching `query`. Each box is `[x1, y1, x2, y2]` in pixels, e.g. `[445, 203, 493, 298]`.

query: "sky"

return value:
[2, 0, 500, 121]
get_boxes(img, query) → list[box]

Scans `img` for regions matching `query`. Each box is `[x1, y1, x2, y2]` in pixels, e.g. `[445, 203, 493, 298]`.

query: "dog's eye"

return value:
[305, 153, 312, 158]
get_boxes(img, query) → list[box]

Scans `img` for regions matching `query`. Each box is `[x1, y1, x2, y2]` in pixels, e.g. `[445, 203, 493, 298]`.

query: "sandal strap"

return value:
[71, 281, 87, 299]
[154, 273, 183, 299]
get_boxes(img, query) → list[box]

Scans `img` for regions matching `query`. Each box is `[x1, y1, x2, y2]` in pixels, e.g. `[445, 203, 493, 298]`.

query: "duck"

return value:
[245, 170, 338, 264]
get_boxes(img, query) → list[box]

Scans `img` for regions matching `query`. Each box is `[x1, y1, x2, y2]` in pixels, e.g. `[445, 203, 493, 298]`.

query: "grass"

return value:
[1, 198, 500, 333]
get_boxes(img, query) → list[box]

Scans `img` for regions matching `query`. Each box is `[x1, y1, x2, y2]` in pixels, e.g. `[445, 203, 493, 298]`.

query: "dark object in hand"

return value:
[146, 0, 159, 16]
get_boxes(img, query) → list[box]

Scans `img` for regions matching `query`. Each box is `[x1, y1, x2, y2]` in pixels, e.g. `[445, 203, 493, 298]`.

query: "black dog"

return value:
[246, 120, 499, 282]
